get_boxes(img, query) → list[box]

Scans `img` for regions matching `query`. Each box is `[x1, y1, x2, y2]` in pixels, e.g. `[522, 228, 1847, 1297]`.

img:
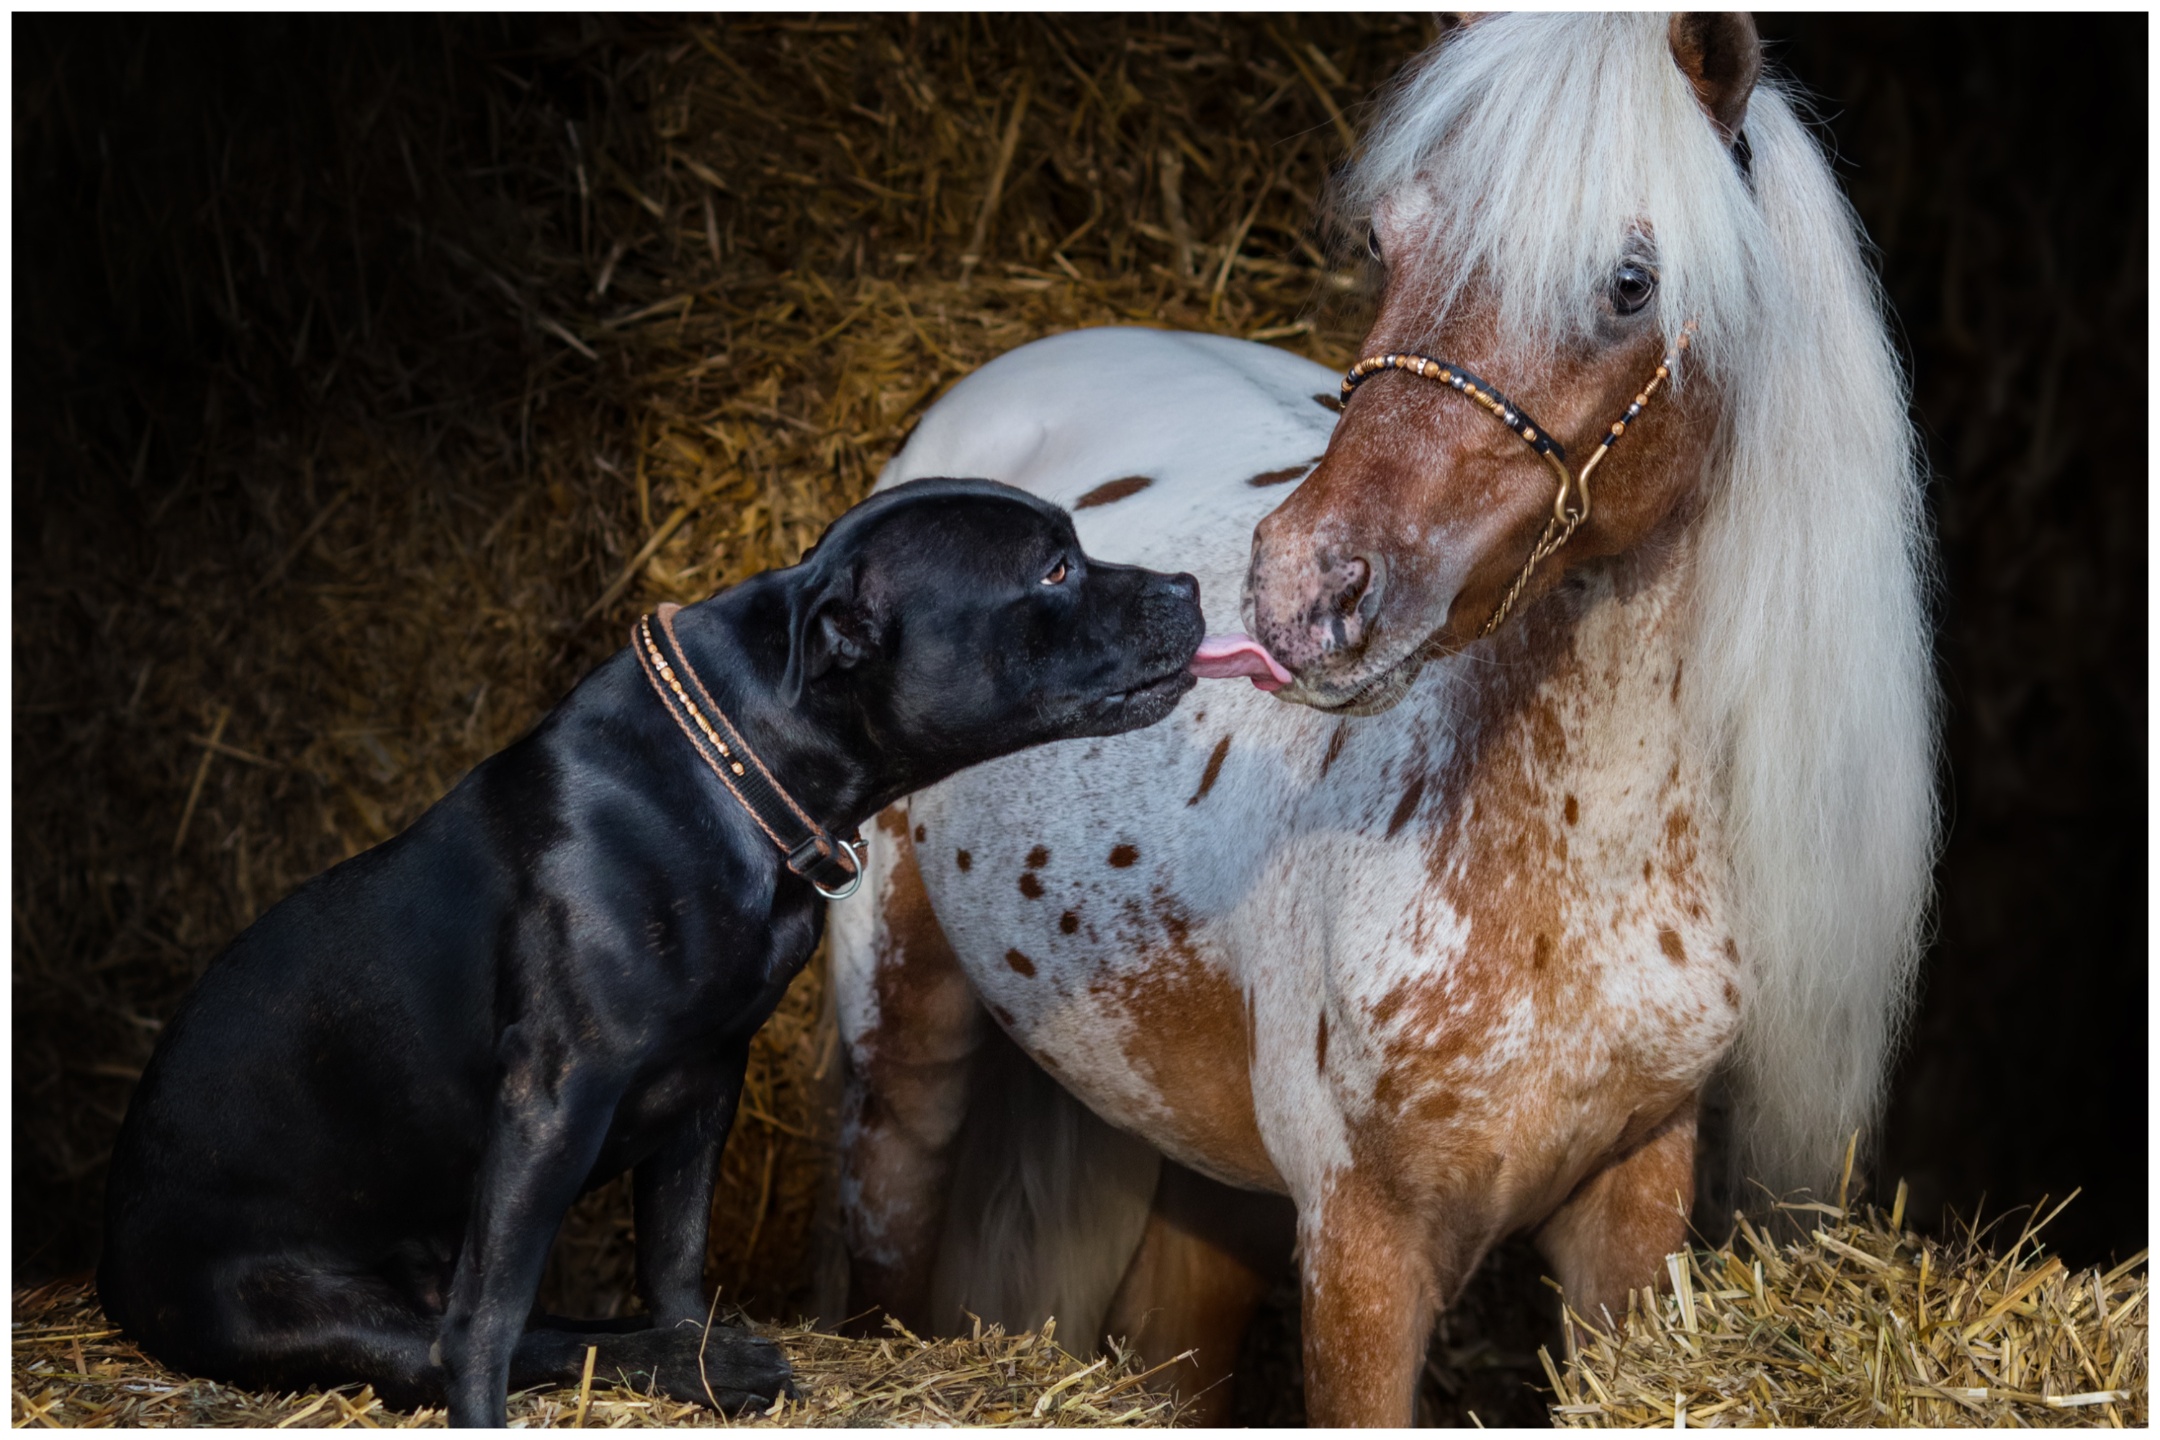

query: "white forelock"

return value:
[1343, 12, 1766, 384]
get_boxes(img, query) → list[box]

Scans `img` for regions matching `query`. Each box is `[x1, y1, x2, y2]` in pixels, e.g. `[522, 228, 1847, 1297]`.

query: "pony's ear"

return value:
[777, 569, 877, 706]
[1669, 13, 1761, 145]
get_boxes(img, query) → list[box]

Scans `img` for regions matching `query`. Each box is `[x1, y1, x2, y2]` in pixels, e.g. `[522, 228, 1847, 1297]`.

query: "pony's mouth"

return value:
[1297, 649, 1430, 716]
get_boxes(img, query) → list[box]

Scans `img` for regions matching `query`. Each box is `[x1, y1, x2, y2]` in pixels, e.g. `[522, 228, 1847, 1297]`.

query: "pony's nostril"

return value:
[1333, 557, 1373, 620]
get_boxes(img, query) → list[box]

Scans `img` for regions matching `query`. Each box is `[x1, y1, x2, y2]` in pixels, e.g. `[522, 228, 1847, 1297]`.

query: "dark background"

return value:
[1753, 13, 2146, 1266]
[14, 8, 2145, 1408]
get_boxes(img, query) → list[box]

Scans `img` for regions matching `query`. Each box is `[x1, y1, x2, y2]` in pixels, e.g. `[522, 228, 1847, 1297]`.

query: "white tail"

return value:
[928, 1026, 1159, 1347]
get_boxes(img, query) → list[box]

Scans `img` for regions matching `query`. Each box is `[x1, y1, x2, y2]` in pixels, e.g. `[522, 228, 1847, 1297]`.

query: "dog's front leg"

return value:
[613, 1050, 797, 1410]
[633, 1042, 747, 1323]
[439, 1026, 622, 1429]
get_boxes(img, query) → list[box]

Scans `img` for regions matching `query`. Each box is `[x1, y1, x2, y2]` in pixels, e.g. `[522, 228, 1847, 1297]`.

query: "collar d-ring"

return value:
[812, 835, 866, 901]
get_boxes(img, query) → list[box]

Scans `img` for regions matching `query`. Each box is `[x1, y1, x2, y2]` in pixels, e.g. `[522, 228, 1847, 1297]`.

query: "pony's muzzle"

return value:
[1243, 521, 1384, 673]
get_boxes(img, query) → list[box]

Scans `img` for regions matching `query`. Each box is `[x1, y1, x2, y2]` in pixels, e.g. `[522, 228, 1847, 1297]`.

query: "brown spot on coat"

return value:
[1319, 723, 1349, 779]
[955, 849, 972, 871]
[1533, 933, 1554, 971]
[990, 1003, 1017, 1028]
[1563, 793, 1579, 826]
[1018, 872, 1044, 899]
[1669, 659, 1684, 704]
[914, 823, 926, 843]
[1108, 842, 1140, 868]
[1025, 844, 1050, 869]
[1658, 928, 1687, 964]
[1187, 735, 1232, 805]
[1722, 980, 1741, 1010]
[1247, 458, 1321, 488]
[1316, 1012, 1330, 1072]
[1385, 775, 1427, 838]
[1074, 475, 1153, 509]
[1096, 895, 1279, 1190]
[1004, 948, 1037, 977]
[1059, 910, 1080, 935]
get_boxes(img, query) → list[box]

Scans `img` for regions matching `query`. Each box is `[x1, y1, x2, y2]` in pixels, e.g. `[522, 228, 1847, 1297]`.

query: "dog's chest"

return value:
[582, 894, 820, 1179]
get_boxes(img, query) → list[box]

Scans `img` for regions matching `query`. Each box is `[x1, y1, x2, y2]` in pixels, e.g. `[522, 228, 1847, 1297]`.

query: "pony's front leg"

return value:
[1296, 1172, 1452, 1427]
[834, 809, 985, 1330]
[1534, 1100, 1697, 1333]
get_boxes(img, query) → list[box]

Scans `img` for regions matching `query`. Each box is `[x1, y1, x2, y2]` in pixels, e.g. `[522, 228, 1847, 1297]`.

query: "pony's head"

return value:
[1246, 13, 1764, 710]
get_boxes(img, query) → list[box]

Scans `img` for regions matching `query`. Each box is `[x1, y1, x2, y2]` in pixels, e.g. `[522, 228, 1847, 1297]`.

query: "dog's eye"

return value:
[1610, 260, 1657, 316]
[1041, 559, 1068, 586]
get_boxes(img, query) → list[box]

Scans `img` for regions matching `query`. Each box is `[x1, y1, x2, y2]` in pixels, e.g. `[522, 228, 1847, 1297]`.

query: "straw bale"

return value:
[1546, 1186, 2148, 1428]
[9, 1279, 1185, 1427]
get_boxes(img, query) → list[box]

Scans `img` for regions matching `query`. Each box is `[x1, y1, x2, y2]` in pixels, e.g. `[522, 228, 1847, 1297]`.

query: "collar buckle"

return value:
[788, 832, 865, 900]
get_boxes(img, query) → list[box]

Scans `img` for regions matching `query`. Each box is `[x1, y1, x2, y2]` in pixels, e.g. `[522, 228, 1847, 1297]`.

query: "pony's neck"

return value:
[1468, 529, 1703, 791]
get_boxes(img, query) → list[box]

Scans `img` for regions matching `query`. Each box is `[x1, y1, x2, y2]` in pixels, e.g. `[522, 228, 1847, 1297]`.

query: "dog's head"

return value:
[778, 478, 1204, 768]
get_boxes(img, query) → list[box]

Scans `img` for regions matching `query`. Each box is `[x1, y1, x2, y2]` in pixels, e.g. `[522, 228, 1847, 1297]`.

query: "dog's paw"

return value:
[599, 1321, 795, 1412]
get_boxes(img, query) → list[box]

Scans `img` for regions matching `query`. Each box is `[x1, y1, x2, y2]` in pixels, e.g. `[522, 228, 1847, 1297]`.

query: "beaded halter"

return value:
[1339, 323, 1693, 636]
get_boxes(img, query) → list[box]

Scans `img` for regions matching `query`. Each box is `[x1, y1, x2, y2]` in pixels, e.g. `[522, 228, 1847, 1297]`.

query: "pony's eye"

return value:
[1366, 227, 1384, 263]
[1611, 261, 1657, 316]
[1041, 559, 1068, 586]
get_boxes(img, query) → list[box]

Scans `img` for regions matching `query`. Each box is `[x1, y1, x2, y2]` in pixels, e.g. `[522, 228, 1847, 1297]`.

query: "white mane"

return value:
[1346, 14, 1941, 1202]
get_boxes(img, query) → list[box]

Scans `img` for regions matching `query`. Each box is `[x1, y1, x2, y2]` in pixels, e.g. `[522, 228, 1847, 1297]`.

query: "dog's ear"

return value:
[779, 568, 878, 706]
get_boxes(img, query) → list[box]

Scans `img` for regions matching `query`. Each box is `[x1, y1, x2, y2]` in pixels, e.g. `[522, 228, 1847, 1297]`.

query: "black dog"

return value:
[100, 477, 1204, 1427]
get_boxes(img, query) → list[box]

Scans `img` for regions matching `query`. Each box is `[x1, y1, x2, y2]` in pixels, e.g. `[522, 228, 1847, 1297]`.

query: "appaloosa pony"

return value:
[831, 13, 1937, 1425]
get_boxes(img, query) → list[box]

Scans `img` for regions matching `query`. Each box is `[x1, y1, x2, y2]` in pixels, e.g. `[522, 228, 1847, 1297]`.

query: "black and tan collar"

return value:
[632, 602, 864, 899]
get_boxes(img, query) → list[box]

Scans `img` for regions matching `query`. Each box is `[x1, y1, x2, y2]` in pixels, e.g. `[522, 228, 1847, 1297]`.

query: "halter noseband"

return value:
[1339, 324, 1693, 636]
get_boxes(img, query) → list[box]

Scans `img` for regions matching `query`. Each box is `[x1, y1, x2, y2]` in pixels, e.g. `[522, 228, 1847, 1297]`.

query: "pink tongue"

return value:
[1190, 633, 1293, 692]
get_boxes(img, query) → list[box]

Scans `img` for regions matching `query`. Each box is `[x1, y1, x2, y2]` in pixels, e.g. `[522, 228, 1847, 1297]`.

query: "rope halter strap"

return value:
[633, 602, 864, 900]
[1339, 324, 1693, 636]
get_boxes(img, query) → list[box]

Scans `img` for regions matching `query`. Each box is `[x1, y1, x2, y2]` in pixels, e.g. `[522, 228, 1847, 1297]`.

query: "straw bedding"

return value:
[1547, 1187, 2148, 1429]
[10, 1280, 1185, 1428]
[14, 1189, 2144, 1428]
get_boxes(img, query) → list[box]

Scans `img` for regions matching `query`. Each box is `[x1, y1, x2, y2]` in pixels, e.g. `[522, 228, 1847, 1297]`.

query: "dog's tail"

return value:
[927, 1025, 1160, 1349]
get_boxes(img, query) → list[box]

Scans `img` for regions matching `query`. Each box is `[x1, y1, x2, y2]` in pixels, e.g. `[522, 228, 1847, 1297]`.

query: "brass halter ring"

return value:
[1339, 324, 1694, 636]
